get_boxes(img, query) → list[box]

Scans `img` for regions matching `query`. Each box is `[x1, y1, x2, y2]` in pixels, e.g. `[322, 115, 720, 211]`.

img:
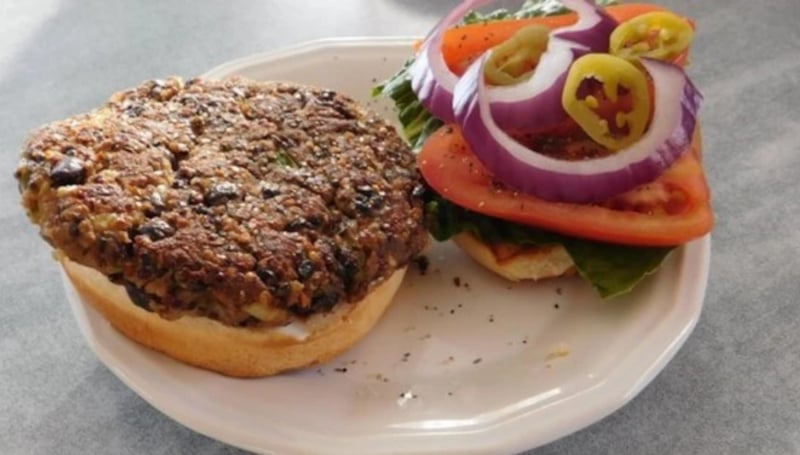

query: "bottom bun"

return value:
[452, 232, 575, 282]
[61, 256, 406, 377]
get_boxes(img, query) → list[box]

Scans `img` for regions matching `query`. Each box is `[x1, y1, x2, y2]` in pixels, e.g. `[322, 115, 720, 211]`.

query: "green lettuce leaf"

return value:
[461, 0, 616, 24]
[370, 60, 443, 151]
[426, 195, 673, 298]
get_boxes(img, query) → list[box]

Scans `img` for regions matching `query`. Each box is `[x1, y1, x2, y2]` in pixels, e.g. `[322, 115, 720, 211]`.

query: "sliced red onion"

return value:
[553, 0, 619, 51]
[410, 0, 619, 132]
[486, 37, 588, 131]
[409, 0, 494, 123]
[487, 0, 618, 130]
[453, 55, 703, 203]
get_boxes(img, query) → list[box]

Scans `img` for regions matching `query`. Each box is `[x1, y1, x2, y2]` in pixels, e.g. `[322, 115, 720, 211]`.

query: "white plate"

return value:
[63, 37, 711, 455]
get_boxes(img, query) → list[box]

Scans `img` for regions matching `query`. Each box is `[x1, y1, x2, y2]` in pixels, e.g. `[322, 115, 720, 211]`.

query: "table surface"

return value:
[2, 1, 799, 454]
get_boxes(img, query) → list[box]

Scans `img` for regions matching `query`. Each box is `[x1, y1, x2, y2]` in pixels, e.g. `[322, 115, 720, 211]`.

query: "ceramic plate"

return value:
[63, 37, 710, 455]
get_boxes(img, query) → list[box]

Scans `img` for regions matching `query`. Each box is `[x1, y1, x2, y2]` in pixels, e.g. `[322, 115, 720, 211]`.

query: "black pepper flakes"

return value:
[413, 255, 430, 276]
[333, 367, 348, 373]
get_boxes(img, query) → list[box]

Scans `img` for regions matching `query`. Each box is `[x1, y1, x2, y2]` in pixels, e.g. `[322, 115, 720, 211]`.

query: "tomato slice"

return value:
[418, 126, 713, 246]
[438, 3, 693, 75]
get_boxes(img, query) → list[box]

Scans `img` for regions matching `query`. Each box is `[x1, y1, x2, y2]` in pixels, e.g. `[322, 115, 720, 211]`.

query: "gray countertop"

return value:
[2, 1, 799, 454]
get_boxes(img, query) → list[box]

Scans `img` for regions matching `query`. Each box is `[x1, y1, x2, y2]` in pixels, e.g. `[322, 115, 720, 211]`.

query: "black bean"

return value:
[296, 259, 315, 280]
[49, 157, 86, 187]
[137, 254, 159, 279]
[123, 282, 152, 311]
[256, 267, 279, 286]
[147, 192, 165, 216]
[107, 272, 124, 284]
[355, 185, 375, 196]
[310, 292, 340, 312]
[97, 235, 125, 259]
[284, 218, 311, 232]
[335, 248, 361, 289]
[354, 192, 383, 214]
[306, 214, 325, 228]
[204, 182, 239, 206]
[260, 182, 281, 199]
[290, 291, 340, 316]
[136, 218, 175, 240]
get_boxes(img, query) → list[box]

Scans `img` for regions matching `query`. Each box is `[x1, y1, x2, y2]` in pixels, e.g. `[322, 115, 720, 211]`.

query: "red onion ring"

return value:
[409, 0, 494, 123]
[553, 0, 619, 50]
[453, 54, 703, 203]
[485, 37, 588, 131]
[411, 0, 617, 130]
[487, 0, 618, 130]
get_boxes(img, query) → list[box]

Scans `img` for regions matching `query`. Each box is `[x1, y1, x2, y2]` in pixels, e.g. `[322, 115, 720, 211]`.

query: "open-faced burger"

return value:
[376, 0, 713, 298]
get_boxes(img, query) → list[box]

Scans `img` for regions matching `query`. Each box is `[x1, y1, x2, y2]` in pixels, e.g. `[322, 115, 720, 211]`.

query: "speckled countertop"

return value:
[2, 1, 799, 454]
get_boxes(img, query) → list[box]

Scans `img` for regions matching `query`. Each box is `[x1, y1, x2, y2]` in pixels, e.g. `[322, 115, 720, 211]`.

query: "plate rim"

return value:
[202, 36, 419, 81]
[64, 36, 712, 455]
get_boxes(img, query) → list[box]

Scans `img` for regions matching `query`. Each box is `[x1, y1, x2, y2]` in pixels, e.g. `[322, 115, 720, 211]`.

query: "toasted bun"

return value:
[61, 256, 405, 378]
[452, 232, 575, 282]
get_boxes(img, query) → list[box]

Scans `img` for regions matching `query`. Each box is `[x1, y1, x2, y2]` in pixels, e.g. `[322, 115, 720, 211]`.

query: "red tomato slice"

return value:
[437, 3, 692, 75]
[418, 126, 714, 246]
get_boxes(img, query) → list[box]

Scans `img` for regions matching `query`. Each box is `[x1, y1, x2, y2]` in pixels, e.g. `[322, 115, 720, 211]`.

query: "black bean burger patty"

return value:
[15, 77, 428, 328]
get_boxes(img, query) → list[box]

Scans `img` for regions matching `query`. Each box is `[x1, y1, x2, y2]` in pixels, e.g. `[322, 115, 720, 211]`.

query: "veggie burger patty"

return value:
[16, 77, 428, 328]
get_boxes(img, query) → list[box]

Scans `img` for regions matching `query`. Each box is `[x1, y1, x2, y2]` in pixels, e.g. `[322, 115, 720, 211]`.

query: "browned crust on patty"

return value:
[16, 77, 427, 328]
